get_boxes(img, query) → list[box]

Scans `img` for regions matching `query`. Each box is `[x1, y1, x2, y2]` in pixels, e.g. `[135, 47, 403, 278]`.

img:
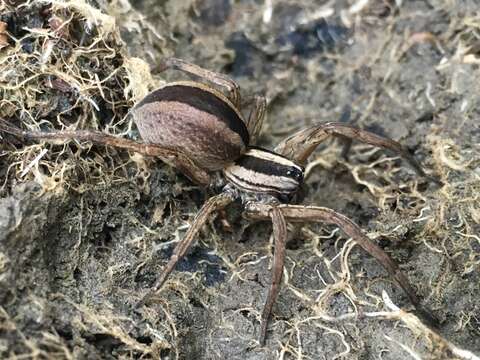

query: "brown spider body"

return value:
[0, 57, 438, 346]
[133, 81, 249, 171]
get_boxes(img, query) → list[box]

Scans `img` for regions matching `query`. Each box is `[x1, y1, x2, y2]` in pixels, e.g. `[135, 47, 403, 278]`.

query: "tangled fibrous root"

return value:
[0, 0, 155, 196]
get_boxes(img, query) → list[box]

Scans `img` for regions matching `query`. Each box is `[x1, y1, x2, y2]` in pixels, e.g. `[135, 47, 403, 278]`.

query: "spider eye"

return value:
[286, 168, 303, 182]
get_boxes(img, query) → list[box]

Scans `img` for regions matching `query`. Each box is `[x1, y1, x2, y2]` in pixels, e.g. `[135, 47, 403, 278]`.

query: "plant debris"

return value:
[0, 0, 479, 359]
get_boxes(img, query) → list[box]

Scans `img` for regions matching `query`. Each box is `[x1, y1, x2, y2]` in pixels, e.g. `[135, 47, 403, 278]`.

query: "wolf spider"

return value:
[0, 58, 437, 345]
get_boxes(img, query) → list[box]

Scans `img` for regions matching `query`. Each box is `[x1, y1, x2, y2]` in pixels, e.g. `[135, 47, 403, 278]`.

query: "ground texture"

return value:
[0, 0, 479, 359]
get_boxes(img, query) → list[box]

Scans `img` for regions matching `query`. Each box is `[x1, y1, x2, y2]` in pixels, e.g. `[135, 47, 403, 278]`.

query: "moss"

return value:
[0, 0, 479, 359]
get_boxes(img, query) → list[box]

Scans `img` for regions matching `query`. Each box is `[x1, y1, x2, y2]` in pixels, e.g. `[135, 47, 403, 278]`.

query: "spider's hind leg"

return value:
[274, 122, 439, 183]
[157, 57, 242, 108]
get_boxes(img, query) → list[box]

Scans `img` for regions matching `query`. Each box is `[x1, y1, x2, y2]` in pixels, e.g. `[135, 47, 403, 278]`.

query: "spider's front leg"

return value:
[274, 122, 439, 183]
[245, 203, 421, 307]
[0, 118, 210, 186]
[136, 190, 237, 308]
[259, 206, 287, 346]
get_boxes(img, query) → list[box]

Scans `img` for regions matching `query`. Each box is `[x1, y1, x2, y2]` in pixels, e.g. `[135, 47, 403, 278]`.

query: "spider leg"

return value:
[247, 95, 267, 144]
[274, 122, 439, 183]
[0, 118, 210, 186]
[245, 203, 421, 307]
[136, 190, 236, 308]
[157, 57, 241, 108]
[259, 206, 287, 346]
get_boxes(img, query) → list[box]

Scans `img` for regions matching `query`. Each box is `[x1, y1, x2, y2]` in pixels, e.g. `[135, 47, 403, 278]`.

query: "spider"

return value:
[0, 58, 437, 345]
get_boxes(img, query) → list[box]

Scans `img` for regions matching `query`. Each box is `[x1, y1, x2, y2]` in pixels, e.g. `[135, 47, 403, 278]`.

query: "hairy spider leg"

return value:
[136, 191, 236, 308]
[259, 206, 287, 346]
[0, 118, 210, 185]
[157, 57, 242, 108]
[274, 122, 440, 184]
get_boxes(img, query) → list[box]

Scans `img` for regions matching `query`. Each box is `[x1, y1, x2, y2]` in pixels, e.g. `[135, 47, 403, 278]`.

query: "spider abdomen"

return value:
[223, 147, 304, 198]
[132, 81, 249, 171]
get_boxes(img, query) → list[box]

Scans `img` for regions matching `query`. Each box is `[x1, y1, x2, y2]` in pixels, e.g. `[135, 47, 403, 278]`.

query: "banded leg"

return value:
[0, 119, 210, 186]
[274, 122, 439, 183]
[136, 190, 236, 308]
[259, 206, 287, 346]
[245, 203, 421, 307]
[157, 57, 241, 108]
[247, 95, 267, 143]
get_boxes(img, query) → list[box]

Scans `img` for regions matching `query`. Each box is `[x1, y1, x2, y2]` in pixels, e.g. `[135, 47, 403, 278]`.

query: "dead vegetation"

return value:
[0, 0, 158, 196]
[0, 0, 479, 359]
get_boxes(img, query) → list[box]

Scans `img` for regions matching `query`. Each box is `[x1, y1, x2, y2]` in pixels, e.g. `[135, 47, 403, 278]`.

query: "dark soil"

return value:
[0, 1, 479, 359]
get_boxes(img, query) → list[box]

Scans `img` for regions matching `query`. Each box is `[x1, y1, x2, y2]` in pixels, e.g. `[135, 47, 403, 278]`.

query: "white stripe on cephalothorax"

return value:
[245, 148, 303, 171]
[224, 165, 299, 195]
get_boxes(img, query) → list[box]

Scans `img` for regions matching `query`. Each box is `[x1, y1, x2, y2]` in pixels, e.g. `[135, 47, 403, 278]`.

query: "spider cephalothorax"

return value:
[0, 57, 438, 345]
[224, 147, 305, 201]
